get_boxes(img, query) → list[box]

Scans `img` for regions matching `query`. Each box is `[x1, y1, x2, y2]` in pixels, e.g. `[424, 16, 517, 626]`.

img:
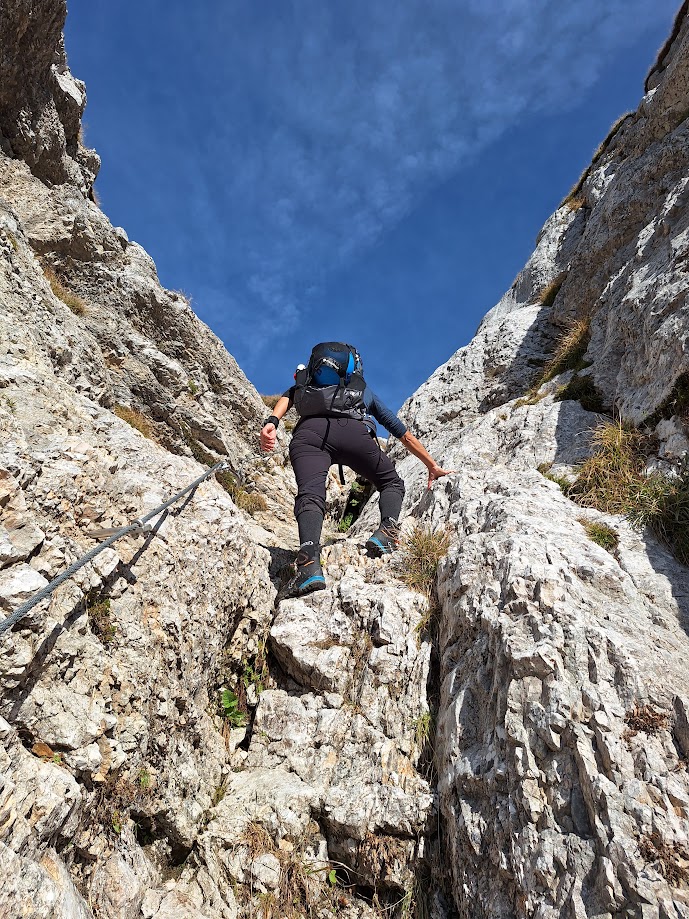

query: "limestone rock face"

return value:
[376, 6, 689, 917]
[0, 3, 435, 917]
[3, 0, 689, 918]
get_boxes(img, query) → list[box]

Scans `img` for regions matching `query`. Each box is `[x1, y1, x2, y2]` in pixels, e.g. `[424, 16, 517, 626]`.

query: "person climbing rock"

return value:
[259, 342, 452, 599]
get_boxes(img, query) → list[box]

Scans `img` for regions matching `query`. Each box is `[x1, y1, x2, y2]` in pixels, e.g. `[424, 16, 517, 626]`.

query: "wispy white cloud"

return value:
[121, 0, 678, 361]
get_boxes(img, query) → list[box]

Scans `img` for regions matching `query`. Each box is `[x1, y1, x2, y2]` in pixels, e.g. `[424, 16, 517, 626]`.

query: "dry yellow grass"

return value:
[113, 404, 155, 440]
[539, 316, 591, 384]
[42, 265, 87, 316]
[537, 272, 567, 307]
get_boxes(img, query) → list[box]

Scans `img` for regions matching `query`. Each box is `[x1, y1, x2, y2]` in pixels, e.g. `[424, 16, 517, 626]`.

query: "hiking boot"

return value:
[281, 542, 326, 599]
[365, 517, 401, 556]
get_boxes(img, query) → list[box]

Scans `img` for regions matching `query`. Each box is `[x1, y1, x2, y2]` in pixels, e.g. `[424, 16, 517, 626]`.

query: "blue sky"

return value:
[65, 1, 678, 412]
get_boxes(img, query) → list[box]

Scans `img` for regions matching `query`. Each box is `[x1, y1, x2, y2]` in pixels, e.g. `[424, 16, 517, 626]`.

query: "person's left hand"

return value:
[260, 423, 277, 452]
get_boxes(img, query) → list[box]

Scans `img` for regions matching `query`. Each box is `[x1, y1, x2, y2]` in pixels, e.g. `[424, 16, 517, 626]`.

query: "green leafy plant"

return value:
[188, 379, 199, 395]
[137, 768, 152, 790]
[4, 397, 16, 414]
[219, 689, 247, 728]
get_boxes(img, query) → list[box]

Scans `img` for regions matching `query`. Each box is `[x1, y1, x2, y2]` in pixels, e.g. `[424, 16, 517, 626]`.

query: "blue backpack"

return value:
[293, 342, 366, 421]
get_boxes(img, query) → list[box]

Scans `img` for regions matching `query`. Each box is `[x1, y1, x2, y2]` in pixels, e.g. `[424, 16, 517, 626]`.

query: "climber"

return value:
[259, 342, 453, 599]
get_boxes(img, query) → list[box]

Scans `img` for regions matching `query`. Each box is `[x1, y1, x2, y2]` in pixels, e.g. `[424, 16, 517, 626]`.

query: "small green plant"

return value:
[537, 463, 572, 495]
[219, 689, 247, 728]
[398, 524, 451, 595]
[578, 518, 619, 553]
[137, 768, 152, 790]
[338, 478, 372, 532]
[412, 712, 433, 750]
[4, 397, 16, 414]
[243, 643, 269, 698]
[42, 265, 87, 316]
[111, 811, 123, 835]
[4, 228, 18, 252]
[537, 272, 567, 307]
[212, 784, 226, 806]
[87, 594, 116, 643]
[114, 404, 155, 440]
[188, 379, 199, 396]
[555, 374, 604, 413]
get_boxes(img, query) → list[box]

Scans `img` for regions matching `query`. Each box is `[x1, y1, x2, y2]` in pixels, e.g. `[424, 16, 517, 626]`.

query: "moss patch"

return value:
[87, 593, 116, 643]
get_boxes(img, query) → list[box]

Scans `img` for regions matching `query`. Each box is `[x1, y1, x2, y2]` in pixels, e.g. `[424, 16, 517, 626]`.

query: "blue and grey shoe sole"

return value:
[365, 537, 394, 557]
[281, 575, 327, 600]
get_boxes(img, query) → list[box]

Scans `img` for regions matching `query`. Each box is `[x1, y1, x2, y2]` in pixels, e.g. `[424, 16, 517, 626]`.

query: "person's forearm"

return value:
[400, 431, 440, 470]
[266, 396, 292, 423]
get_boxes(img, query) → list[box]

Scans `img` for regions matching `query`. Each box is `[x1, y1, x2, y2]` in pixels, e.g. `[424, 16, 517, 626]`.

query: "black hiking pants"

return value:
[289, 417, 405, 528]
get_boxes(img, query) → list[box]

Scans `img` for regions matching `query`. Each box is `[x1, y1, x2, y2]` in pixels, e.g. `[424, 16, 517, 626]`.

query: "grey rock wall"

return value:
[380, 5, 689, 917]
[2, 0, 689, 917]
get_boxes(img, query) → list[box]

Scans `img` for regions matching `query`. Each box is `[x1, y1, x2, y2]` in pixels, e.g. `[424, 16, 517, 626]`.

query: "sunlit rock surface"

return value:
[2, 1, 689, 918]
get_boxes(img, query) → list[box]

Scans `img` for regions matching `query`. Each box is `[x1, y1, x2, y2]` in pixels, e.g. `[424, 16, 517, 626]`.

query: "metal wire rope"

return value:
[0, 460, 231, 635]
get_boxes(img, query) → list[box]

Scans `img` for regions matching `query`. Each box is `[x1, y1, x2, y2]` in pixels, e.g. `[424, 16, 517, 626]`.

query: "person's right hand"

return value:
[260, 423, 277, 452]
[427, 463, 454, 489]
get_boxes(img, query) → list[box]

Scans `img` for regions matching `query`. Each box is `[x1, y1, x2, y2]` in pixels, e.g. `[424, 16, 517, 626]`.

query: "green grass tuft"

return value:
[578, 518, 619, 553]
[398, 524, 451, 595]
[539, 317, 591, 385]
[570, 421, 689, 566]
